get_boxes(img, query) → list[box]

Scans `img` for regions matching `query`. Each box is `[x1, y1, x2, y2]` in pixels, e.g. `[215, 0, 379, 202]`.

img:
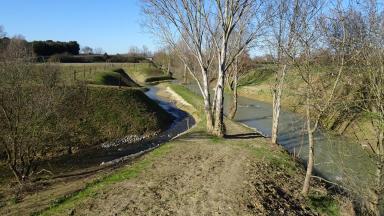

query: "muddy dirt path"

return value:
[65, 121, 318, 216]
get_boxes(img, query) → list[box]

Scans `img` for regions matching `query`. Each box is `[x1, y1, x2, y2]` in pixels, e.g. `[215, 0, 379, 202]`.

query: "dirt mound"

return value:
[64, 137, 319, 216]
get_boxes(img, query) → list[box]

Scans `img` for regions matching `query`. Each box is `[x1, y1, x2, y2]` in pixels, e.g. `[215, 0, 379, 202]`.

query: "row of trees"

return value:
[31, 40, 80, 56]
[143, 0, 269, 137]
[268, 1, 383, 214]
[143, 0, 383, 214]
[127, 45, 152, 57]
[0, 26, 80, 56]
[80, 46, 105, 55]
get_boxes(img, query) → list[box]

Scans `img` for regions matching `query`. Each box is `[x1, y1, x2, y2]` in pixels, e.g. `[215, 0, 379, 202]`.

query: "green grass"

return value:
[168, 83, 208, 133]
[120, 63, 166, 83]
[91, 70, 127, 86]
[37, 144, 174, 216]
[85, 87, 173, 140]
[144, 75, 174, 83]
[308, 192, 340, 216]
[168, 84, 204, 111]
[54, 62, 171, 85]
[48, 86, 173, 152]
[239, 64, 276, 86]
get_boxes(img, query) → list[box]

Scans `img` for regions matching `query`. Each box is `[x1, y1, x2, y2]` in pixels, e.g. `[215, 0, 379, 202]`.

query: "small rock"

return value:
[68, 208, 75, 216]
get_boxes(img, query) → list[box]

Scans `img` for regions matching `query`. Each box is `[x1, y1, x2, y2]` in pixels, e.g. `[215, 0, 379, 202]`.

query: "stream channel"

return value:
[185, 84, 376, 200]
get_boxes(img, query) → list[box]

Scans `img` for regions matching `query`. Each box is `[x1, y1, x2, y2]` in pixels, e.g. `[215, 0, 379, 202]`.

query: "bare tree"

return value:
[286, 0, 343, 196]
[142, 45, 151, 57]
[270, 0, 300, 144]
[345, 1, 384, 214]
[94, 47, 105, 55]
[0, 38, 60, 184]
[128, 46, 140, 57]
[143, 0, 268, 136]
[207, 0, 269, 137]
[81, 46, 93, 55]
[226, 50, 251, 119]
[143, 0, 217, 132]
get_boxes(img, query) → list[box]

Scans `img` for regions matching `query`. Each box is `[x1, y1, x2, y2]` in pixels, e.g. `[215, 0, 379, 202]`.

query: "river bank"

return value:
[0, 82, 193, 215]
[37, 83, 353, 216]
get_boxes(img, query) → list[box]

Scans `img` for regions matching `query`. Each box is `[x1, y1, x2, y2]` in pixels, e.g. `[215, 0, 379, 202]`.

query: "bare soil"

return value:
[58, 124, 321, 216]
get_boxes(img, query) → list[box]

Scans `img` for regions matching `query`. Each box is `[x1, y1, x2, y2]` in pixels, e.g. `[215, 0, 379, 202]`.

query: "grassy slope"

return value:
[85, 87, 172, 140]
[237, 64, 376, 145]
[0, 64, 175, 214]
[120, 63, 174, 84]
[237, 64, 302, 111]
[38, 83, 344, 216]
[58, 62, 173, 85]
[55, 65, 173, 148]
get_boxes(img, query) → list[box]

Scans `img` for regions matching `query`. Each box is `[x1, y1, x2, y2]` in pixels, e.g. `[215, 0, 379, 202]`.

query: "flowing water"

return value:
[186, 84, 376, 199]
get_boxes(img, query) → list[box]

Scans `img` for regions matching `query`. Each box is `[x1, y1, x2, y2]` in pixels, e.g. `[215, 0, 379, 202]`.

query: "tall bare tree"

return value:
[208, 0, 268, 136]
[143, 0, 218, 133]
[226, 50, 251, 119]
[347, 1, 384, 214]
[286, 0, 341, 196]
[143, 0, 268, 136]
[270, 0, 300, 144]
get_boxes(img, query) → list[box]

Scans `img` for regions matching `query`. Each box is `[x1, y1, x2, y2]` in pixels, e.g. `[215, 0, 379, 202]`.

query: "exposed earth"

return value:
[36, 84, 350, 216]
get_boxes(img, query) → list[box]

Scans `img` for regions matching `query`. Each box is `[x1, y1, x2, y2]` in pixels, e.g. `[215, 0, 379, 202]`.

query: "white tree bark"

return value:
[271, 65, 287, 144]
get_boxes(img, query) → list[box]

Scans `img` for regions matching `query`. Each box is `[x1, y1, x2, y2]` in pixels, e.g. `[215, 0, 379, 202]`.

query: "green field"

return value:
[54, 63, 173, 85]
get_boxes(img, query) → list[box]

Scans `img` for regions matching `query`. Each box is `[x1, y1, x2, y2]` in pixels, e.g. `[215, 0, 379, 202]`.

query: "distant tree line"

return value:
[0, 37, 80, 56]
[31, 40, 80, 56]
[48, 53, 150, 63]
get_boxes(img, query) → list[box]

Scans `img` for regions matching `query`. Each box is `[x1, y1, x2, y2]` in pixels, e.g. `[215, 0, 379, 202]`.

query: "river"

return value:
[185, 84, 376, 201]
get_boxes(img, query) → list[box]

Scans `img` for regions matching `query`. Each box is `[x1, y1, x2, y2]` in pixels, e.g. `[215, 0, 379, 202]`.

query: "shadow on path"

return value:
[225, 132, 263, 140]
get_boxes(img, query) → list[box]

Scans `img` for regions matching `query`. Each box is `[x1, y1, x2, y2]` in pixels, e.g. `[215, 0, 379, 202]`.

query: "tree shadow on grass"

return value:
[225, 132, 263, 140]
[100, 74, 128, 86]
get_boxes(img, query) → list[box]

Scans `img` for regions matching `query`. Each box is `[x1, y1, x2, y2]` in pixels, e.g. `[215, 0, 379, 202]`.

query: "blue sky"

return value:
[0, 0, 158, 54]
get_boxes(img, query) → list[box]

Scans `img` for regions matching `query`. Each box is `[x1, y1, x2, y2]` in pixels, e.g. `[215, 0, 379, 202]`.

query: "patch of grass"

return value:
[239, 65, 275, 86]
[51, 63, 153, 86]
[168, 84, 204, 112]
[233, 142, 298, 176]
[92, 71, 127, 86]
[86, 87, 173, 139]
[37, 144, 173, 216]
[51, 86, 173, 152]
[168, 83, 208, 132]
[209, 135, 225, 143]
[145, 75, 174, 83]
[308, 192, 340, 216]
[121, 63, 166, 83]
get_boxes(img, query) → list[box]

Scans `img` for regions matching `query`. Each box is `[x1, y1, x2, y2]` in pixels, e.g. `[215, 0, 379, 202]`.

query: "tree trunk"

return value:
[271, 65, 287, 144]
[202, 68, 214, 133]
[302, 97, 314, 196]
[167, 60, 171, 76]
[228, 72, 238, 120]
[9, 164, 23, 185]
[183, 63, 188, 84]
[213, 61, 225, 137]
[372, 158, 384, 216]
[372, 129, 384, 215]
[212, 38, 229, 137]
